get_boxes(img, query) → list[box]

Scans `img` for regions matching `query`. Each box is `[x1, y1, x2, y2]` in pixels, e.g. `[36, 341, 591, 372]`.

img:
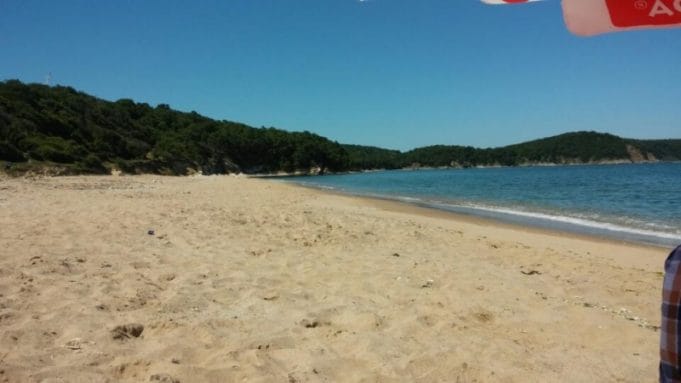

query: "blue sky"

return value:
[1, 0, 679, 150]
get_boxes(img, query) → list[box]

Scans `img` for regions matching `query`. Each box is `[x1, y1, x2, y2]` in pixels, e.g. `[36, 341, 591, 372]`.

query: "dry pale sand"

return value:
[0, 174, 671, 382]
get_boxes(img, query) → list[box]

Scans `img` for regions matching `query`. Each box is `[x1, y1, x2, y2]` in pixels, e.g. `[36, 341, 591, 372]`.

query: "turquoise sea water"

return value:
[283, 163, 681, 248]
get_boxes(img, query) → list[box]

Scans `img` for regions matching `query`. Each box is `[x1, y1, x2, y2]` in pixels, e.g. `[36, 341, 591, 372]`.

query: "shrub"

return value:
[0, 141, 26, 162]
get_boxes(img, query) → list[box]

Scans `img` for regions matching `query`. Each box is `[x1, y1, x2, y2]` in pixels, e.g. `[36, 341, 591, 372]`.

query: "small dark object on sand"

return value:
[148, 230, 155, 236]
[301, 319, 320, 328]
[150, 373, 180, 383]
[392, 253, 400, 257]
[111, 323, 144, 340]
[521, 270, 541, 276]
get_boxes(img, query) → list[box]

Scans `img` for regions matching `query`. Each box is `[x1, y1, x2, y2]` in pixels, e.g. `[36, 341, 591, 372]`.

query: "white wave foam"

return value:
[285, 181, 681, 245]
[430, 201, 681, 242]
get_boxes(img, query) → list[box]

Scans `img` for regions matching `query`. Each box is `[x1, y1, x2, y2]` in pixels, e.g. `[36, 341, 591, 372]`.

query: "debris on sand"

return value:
[301, 319, 320, 328]
[150, 373, 180, 383]
[111, 323, 144, 340]
[263, 292, 279, 301]
[65, 338, 84, 350]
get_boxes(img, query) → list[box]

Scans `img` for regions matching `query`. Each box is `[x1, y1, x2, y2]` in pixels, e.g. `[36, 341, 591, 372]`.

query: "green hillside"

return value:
[626, 139, 681, 161]
[1, 80, 679, 175]
[347, 132, 680, 169]
[0, 80, 348, 175]
[342, 144, 406, 170]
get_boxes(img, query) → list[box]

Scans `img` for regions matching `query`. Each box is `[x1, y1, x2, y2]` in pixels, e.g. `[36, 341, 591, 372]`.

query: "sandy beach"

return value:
[0, 174, 670, 382]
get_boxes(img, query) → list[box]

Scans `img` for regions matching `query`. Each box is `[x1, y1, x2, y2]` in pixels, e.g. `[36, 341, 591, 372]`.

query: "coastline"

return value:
[246, 159, 681, 178]
[347, 188, 670, 249]
[278, 164, 681, 249]
[0, 175, 670, 382]
[286, 179, 671, 271]
[289, 180, 678, 250]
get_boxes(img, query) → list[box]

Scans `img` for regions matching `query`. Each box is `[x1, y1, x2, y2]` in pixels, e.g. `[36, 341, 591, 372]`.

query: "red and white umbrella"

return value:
[483, 0, 681, 36]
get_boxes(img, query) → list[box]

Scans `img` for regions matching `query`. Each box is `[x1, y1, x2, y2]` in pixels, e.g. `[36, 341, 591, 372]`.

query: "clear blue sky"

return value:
[1, 0, 679, 150]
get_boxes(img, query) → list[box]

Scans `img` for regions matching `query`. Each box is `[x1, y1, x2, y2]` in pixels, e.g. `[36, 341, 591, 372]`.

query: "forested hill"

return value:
[1, 80, 679, 175]
[0, 80, 349, 175]
[345, 132, 681, 170]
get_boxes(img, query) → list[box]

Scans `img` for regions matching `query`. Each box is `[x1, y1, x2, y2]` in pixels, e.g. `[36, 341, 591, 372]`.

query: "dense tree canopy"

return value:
[348, 132, 679, 169]
[0, 80, 679, 175]
[0, 80, 348, 174]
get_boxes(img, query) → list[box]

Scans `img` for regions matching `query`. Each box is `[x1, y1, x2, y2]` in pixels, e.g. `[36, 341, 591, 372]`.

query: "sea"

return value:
[282, 163, 681, 248]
